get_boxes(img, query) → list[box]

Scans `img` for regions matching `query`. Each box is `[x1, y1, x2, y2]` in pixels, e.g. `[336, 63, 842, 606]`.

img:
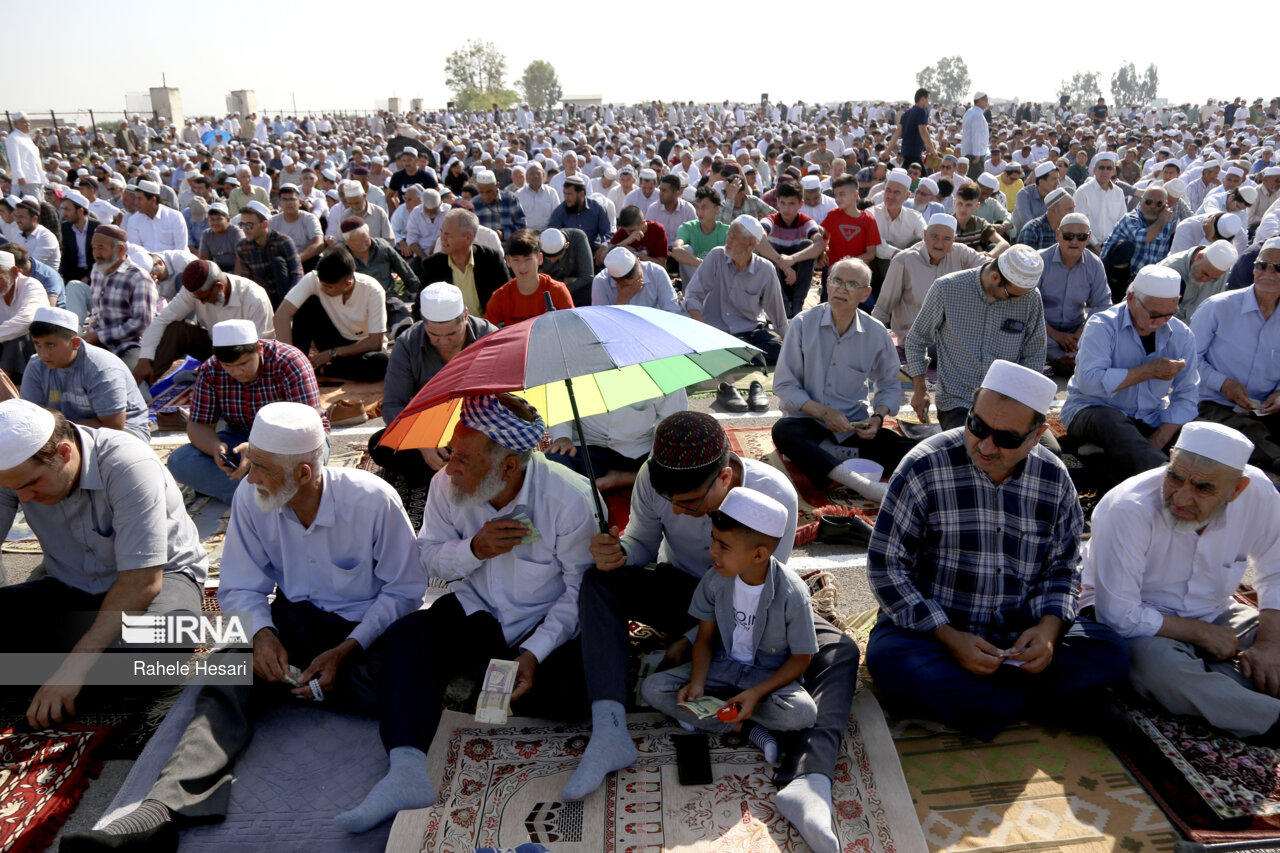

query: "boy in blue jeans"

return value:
[642, 488, 818, 760]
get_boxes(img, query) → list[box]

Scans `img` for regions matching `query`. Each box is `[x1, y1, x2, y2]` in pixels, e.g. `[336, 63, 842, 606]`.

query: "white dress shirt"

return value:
[4, 130, 43, 193]
[548, 389, 688, 459]
[417, 454, 598, 663]
[139, 274, 275, 360]
[872, 204, 926, 259]
[407, 204, 450, 254]
[1072, 179, 1129, 247]
[19, 224, 60, 269]
[127, 204, 189, 252]
[0, 273, 48, 341]
[515, 185, 560, 231]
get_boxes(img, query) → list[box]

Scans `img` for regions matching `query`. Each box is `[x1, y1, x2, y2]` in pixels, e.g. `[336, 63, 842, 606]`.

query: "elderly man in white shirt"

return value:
[1082, 422, 1280, 740]
[1072, 153, 1128, 249]
[336, 393, 597, 833]
[874, 213, 986, 339]
[872, 169, 926, 261]
[515, 162, 560, 231]
[127, 180, 189, 252]
[4, 113, 44, 198]
[405, 188, 450, 264]
[63, 402, 426, 850]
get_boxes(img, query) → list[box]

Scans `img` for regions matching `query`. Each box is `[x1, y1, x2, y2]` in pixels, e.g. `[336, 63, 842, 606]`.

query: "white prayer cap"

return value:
[278, 183, 300, 196]
[281, 156, 294, 167]
[979, 360, 1057, 416]
[1216, 212, 1244, 238]
[1090, 151, 1117, 168]
[321, 168, 340, 182]
[249, 402, 326, 456]
[341, 180, 364, 197]
[235, 164, 251, 175]
[926, 213, 956, 232]
[1263, 166, 1280, 178]
[32, 306, 80, 334]
[474, 169, 497, 186]
[212, 319, 259, 347]
[1225, 166, 1246, 179]
[539, 228, 566, 255]
[917, 177, 939, 194]
[136, 179, 161, 196]
[1264, 237, 1280, 253]
[325, 189, 340, 201]
[419, 282, 465, 322]
[638, 168, 657, 181]
[1237, 185, 1259, 205]
[800, 175, 821, 191]
[11, 111, 26, 121]
[400, 146, 418, 158]
[1173, 422, 1253, 471]
[886, 169, 912, 188]
[996, 244, 1044, 289]
[62, 190, 90, 210]
[0, 251, 13, 269]
[1203, 240, 1239, 272]
[1165, 178, 1188, 199]
[1131, 265, 1182, 298]
[973, 91, 988, 101]
[1059, 212, 1090, 229]
[718, 487, 787, 539]
[976, 172, 1000, 190]
[0, 400, 56, 470]
[730, 214, 765, 241]
[242, 200, 270, 220]
[208, 201, 229, 216]
[604, 246, 637, 278]
[1034, 162, 1055, 179]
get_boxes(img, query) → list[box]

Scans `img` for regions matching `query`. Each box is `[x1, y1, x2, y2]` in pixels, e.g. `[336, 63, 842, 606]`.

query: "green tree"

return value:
[444, 39, 508, 100]
[915, 56, 971, 104]
[519, 60, 563, 110]
[1110, 62, 1159, 106]
[453, 86, 521, 112]
[1057, 71, 1102, 112]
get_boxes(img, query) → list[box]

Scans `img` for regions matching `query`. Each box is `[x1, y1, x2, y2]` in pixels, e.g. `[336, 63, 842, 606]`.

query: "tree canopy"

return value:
[915, 57, 971, 104]
[1058, 71, 1103, 112]
[1110, 62, 1159, 106]
[519, 60, 563, 111]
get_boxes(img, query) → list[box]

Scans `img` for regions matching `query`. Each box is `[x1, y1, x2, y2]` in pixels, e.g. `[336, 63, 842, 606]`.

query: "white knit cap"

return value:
[800, 175, 821, 191]
[1059, 212, 1090, 229]
[1034, 161, 1056, 178]
[0, 251, 14, 269]
[341, 180, 364, 197]
[886, 169, 912, 188]
[419, 282, 465, 322]
[1215, 212, 1244, 238]
[0, 399, 56, 471]
[211, 319, 259, 347]
[718, 487, 787, 538]
[539, 228, 566, 254]
[242, 200, 270, 220]
[248, 401, 326, 455]
[604, 246, 637, 278]
[1174, 422, 1253, 471]
[32, 306, 80, 334]
[474, 169, 497, 185]
[1165, 178, 1188, 198]
[927, 213, 957, 232]
[976, 172, 1000, 190]
[1203, 240, 1239, 272]
[1131, 265, 1182, 298]
[731, 214, 765, 241]
[996, 244, 1044, 289]
[980, 359, 1057, 415]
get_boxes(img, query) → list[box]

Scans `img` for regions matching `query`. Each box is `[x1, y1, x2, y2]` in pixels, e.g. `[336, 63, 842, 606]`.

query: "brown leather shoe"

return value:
[154, 409, 189, 431]
[328, 399, 369, 427]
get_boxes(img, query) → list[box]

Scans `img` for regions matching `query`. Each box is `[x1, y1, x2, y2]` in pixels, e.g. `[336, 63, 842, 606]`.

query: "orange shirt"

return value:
[483, 273, 574, 326]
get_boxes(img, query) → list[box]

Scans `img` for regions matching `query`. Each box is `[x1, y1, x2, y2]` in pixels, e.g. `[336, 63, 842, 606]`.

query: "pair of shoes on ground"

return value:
[816, 514, 875, 546]
[717, 381, 768, 413]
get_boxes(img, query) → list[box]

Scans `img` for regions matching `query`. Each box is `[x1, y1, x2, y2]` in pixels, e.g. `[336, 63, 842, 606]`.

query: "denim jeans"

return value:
[167, 429, 250, 505]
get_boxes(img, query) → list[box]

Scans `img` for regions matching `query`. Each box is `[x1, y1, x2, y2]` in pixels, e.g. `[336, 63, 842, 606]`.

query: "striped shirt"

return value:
[761, 212, 820, 252]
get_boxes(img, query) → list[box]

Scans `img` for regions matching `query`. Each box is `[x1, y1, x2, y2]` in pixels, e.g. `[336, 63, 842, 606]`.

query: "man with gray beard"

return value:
[1081, 422, 1280, 741]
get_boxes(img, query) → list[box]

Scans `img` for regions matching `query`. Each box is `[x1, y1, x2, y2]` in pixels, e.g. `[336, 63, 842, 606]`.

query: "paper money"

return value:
[510, 512, 540, 545]
[634, 650, 666, 708]
[475, 659, 519, 724]
[678, 695, 729, 719]
[284, 665, 303, 687]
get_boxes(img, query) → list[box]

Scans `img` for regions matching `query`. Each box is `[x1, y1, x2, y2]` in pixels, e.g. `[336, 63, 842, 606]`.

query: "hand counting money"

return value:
[475, 659, 519, 724]
[677, 695, 730, 719]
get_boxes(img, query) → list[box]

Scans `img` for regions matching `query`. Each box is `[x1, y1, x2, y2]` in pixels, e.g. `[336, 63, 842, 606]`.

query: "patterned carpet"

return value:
[0, 725, 112, 853]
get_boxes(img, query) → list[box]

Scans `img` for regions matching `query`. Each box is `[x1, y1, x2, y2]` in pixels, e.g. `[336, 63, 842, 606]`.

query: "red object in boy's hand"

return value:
[717, 703, 741, 722]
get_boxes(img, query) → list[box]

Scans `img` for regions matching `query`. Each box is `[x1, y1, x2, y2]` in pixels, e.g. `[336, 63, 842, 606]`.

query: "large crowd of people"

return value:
[1, 88, 1278, 852]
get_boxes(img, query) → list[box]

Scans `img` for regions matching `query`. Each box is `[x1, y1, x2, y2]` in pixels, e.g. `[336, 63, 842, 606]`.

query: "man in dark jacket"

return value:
[415, 208, 508, 320]
[58, 189, 99, 283]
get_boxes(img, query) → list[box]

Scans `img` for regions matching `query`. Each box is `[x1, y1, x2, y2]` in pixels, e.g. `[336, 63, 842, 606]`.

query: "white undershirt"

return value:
[730, 577, 765, 664]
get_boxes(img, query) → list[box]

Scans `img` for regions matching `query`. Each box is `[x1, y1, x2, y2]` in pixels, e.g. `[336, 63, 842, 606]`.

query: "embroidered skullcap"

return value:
[95, 224, 128, 242]
[249, 401, 326, 455]
[419, 282, 465, 322]
[341, 180, 364, 198]
[474, 169, 497, 186]
[135, 179, 160, 196]
[540, 228, 567, 255]
[926, 213, 956, 232]
[1131, 265, 1182, 298]
[32, 306, 79, 334]
[1164, 178, 1187, 198]
[1203, 240, 1239, 272]
[340, 216, 366, 233]
[731, 214, 764, 241]
[182, 259, 221, 292]
[980, 360, 1056, 415]
[651, 411, 728, 471]
[17, 197, 40, 214]
[459, 394, 546, 452]
[800, 175, 821, 191]
[1174, 422, 1253, 471]
[718, 488, 787, 539]
[0, 400, 56, 470]
[996, 244, 1044, 289]
[211, 319, 259, 347]
[1044, 187, 1071, 210]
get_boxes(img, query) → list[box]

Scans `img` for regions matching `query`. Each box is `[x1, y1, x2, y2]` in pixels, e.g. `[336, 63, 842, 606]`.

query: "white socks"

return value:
[827, 464, 887, 504]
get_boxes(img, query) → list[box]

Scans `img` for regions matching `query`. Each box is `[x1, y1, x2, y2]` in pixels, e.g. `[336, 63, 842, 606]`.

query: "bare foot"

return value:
[595, 470, 637, 491]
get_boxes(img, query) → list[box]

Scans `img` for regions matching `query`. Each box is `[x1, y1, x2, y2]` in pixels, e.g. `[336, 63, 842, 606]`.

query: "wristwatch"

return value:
[328, 348, 338, 358]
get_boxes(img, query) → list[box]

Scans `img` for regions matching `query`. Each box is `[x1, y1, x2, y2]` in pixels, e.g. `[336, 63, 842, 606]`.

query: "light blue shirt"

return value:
[1191, 286, 1280, 408]
[1037, 245, 1111, 357]
[590, 260, 681, 314]
[21, 343, 151, 444]
[219, 468, 425, 649]
[689, 557, 818, 671]
[1061, 301, 1200, 429]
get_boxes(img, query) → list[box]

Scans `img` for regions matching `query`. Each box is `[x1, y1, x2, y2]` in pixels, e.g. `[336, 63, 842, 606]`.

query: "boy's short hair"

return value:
[29, 320, 75, 341]
[505, 228, 541, 257]
[709, 508, 782, 554]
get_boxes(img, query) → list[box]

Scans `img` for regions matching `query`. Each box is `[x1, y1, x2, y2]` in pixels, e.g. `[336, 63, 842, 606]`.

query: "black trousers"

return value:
[367, 426, 437, 485]
[772, 415, 914, 487]
[291, 296, 390, 382]
[379, 594, 588, 754]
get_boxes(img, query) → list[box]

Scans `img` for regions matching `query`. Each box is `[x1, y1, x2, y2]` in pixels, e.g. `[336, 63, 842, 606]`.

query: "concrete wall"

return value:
[149, 87, 183, 127]
[226, 90, 257, 118]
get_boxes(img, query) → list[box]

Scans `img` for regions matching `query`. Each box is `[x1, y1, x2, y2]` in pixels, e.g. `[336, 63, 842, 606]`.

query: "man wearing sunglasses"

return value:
[866, 359, 1129, 740]
[1189, 237, 1280, 475]
[1038, 212, 1111, 377]
[1099, 184, 1178, 301]
[1061, 266, 1198, 481]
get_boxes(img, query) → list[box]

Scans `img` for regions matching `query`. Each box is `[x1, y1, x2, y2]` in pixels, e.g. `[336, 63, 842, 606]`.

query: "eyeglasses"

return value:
[660, 479, 716, 513]
[1136, 296, 1177, 320]
[966, 411, 1035, 449]
[829, 276, 868, 291]
[1254, 261, 1280, 274]
[1060, 232, 1090, 242]
[999, 284, 1023, 301]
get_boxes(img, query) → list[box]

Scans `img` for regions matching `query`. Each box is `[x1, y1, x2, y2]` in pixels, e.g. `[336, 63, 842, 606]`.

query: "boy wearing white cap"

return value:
[0, 400, 207, 730]
[1061, 265, 1199, 480]
[1082, 422, 1280, 740]
[22, 306, 151, 443]
[868, 360, 1129, 740]
[642, 488, 819, 762]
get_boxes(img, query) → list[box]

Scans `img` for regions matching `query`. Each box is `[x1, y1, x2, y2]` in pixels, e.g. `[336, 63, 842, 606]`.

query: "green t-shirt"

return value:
[676, 219, 730, 259]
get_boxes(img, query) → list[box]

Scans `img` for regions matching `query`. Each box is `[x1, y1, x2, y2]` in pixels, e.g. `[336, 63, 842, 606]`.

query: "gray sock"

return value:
[561, 700, 637, 800]
[97, 799, 172, 836]
[776, 773, 840, 853]
[334, 746, 435, 833]
[746, 722, 779, 763]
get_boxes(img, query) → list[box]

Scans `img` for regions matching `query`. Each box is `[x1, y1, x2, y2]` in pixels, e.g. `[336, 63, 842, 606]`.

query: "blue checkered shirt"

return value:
[89, 260, 157, 355]
[472, 191, 527, 236]
[1015, 215, 1056, 250]
[868, 430, 1085, 640]
[1100, 210, 1176, 273]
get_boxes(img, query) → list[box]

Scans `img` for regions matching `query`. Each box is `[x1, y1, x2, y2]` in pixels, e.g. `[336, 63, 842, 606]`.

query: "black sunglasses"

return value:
[1254, 261, 1280, 274]
[966, 411, 1035, 449]
[1060, 232, 1090, 242]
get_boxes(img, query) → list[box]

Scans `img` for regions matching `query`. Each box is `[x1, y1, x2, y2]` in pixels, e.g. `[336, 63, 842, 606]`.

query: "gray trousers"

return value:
[1127, 601, 1280, 737]
[641, 658, 817, 734]
[1199, 400, 1280, 471]
[1066, 405, 1169, 481]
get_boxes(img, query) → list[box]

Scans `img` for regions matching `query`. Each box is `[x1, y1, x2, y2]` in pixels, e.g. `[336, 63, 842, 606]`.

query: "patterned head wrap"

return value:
[459, 394, 545, 452]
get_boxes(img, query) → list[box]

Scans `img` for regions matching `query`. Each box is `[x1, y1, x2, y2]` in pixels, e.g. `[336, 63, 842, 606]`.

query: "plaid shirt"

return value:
[1015, 215, 1056, 250]
[189, 339, 329, 435]
[472, 190, 527, 236]
[903, 267, 1046, 412]
[89, 260, 157, 355]
[868, 430, 1084, 640]
[236, 231, 303, 300]
[1100, 210, 1176, 273]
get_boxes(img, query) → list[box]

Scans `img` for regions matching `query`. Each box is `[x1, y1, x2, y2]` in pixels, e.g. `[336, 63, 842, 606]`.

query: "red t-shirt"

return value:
[483, 273, 574, 326]
[610, 221, 669, 260]
[821, 208, 881, 264]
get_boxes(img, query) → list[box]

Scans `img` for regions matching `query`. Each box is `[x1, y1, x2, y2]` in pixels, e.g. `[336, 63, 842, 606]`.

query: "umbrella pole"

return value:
[563, 374, 610, 534]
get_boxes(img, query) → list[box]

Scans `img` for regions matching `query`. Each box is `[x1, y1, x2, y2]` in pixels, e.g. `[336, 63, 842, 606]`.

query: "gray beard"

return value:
[92, 260, 116, 274]
[253, 478, 299, 513]
[447, 463, 505, 508]
[1161, 498, 1228, 533]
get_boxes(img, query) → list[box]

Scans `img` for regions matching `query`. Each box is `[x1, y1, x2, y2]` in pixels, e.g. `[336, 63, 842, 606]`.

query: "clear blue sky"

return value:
[7, 2, 1269, 119]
